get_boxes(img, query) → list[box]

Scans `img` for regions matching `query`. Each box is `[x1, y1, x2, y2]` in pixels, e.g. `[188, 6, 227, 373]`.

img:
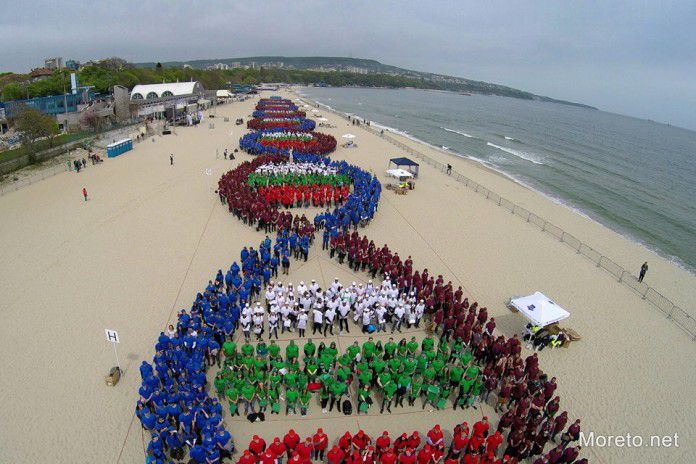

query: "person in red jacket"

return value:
[485, 431, 503, 457]
[288, 451, 303, 464]
[407, 432, 420, 451]
[328, 445, 345, 464]
[398, 448, 416, 464]
[450, 429, 469, 456]
[443, 451, 459, 464]
[473, 417, 490, 438]
[238, 450, 258, 464]
[426, 425, 444, 451]
[352, 430, 371, 451]
[269, 438, 287, 463]
[296, 437, 313, 463]
[380, 447, 398, 464]
[461, 453, 479, 464]
[416, 445, 433, 464]
[394, 434, 409, 455]
[284, 429, 301, 455]
[339, 432, 353, 452]
[259, 449, 277, 464]
[250, 435, 267, 456]
[313, 428, 329, 460]
[375, 431, 391, 456]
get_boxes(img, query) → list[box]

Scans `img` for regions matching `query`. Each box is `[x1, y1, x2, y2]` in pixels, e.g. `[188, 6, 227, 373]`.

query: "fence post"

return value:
[560, 231, 565, 243]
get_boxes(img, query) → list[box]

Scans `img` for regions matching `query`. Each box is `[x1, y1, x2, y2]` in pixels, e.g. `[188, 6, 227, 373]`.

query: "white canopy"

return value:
[510, 292, 570, 327]
[311, 109, 320, 114]
[342, 133, 356, 139]
[317, 117, 328, 122]
[386, 168, 414, 178]
[216, 90, 234, 98]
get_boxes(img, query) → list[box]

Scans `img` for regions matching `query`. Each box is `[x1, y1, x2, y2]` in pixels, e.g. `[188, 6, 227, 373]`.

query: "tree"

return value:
[156, 62, 163, 72]
[14, 107, 60, 161]
[2, 82, 26, 101]
[80, 109, 104, 133]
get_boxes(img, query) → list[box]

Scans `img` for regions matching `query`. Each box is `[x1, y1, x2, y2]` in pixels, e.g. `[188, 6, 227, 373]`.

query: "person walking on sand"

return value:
[82, 187, 88, 202]
[224, 149, 228, 160]
[446, 164, 452, 175]
[170, 154, 174, 165]
[638, 262, 648, 282]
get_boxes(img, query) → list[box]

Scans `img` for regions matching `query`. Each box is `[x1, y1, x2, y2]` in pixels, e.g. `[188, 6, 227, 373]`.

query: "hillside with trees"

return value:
[0, 57, 596, 110]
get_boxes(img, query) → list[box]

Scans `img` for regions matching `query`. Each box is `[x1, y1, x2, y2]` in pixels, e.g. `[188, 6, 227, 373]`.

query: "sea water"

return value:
[299, 87, 696, 273]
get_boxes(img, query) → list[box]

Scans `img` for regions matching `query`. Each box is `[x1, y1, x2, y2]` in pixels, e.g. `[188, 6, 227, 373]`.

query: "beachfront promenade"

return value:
[0, 91, 694, 464]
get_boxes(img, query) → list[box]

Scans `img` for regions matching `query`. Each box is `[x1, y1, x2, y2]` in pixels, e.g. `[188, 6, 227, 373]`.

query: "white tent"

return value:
[510, 292, 570, 327]
[317, 117, 328, 122]
[342, 133, 356, 139]
[312, 109, 320, 114]
[386, 168, 414, 178]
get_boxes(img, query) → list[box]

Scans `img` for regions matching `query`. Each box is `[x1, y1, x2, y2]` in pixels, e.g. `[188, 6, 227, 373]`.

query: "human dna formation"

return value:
[138, 96, 585, 464]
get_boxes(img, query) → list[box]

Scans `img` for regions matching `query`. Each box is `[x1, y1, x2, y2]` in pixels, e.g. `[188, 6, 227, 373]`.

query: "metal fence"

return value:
[314, 101, 696, 340]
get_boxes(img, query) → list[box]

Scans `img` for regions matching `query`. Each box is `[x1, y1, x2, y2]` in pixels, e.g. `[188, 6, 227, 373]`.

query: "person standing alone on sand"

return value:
[170, 154, 174, 165]
[82, 187, 88, 202]
[446, 164, 452, 175]
[638, 262, 648, 282]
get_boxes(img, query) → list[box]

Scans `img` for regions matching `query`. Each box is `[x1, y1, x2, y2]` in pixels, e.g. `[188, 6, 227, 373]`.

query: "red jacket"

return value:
[284, 431, 300, 451]
[380, 450, 397, 464]
[328, 447, 345, 464]
[313, 432, 329, 450]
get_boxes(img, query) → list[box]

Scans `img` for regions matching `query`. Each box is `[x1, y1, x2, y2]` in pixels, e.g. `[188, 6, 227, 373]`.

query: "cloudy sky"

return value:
[2, 0, 695, 129]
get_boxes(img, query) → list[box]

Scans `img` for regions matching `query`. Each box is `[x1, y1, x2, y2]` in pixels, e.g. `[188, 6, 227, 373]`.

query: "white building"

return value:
[130, 81, 205, 101]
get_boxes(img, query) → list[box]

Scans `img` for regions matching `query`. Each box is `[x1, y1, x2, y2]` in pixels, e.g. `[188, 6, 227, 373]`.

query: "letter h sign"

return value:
[105, 329, 120, 344]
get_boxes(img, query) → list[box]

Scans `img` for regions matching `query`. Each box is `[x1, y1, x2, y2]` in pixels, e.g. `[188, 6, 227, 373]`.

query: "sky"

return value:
[1, 0, 695, 130]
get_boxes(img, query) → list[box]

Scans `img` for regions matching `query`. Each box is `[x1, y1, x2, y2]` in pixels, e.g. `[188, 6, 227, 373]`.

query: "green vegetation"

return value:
[0, 131, 88, 164]
[13, 108, 60, 162]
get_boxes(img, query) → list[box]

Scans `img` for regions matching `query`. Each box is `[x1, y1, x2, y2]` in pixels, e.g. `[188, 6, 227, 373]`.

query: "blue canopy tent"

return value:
[389, 157, 419, 177]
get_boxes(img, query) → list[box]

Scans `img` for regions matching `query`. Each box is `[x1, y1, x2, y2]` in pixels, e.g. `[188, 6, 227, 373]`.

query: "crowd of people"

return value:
[251, 162, 341, 178]
[233, 424, 586, 464]
[139, 96, 584, 464]
[240, 131, 337, 156]
[253, 109, 307, 119]
[247, 119, 317, 132]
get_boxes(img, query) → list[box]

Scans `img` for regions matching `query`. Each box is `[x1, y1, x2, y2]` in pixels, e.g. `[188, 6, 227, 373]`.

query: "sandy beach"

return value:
[0, 89, 694, 464]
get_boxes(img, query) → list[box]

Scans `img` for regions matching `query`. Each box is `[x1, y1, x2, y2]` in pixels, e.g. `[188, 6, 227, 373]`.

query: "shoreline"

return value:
[296, 89, 696, 278]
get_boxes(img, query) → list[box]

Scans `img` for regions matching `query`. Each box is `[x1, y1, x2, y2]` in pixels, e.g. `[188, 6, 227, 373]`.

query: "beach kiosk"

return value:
[106, 138, 133, 158]
[389, 157, 420, 178]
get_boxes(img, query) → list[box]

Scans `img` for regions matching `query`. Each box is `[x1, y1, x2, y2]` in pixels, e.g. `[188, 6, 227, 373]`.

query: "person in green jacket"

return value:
[384, 338, 397, 360]
[299, 387, 312, 416]
[285, 386, 299, 415]
[241, 383, 257, 415]
[363, 337, 376, 360]
[380, 380, 397, 413]
[358, 385, 372, 414]
[268, 340, 281, 358]
[329, 380, 347, 412]
[226, 386, 240, 416]
[269, 386, 281, 415]
[304, 338, 316, 358]
[223, 340, 237, 359]
[409, 375, 424, 406]
[286, 340, 299, 362]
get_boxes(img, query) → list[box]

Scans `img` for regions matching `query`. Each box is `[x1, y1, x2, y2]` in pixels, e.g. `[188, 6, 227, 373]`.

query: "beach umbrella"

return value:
[342, 134, 356, 139]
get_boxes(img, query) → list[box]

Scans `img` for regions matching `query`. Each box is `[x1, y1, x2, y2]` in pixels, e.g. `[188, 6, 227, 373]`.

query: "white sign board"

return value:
[105, 329, 120, 344]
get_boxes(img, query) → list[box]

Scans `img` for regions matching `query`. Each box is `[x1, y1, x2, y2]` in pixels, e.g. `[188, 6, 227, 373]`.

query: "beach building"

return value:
[129, 81, 210, 121]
